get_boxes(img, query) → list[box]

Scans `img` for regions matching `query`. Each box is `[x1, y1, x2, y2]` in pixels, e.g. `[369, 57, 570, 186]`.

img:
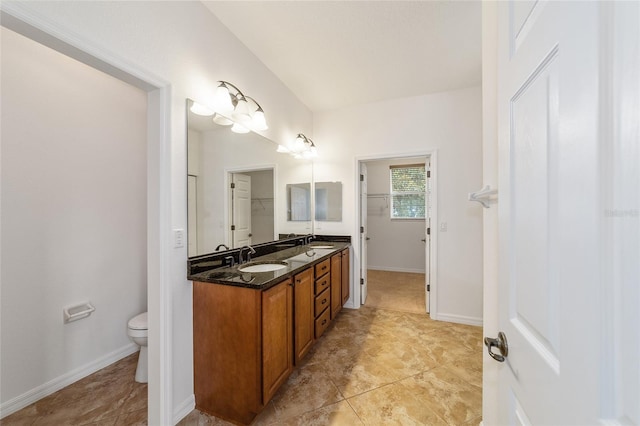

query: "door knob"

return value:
[484, 331, 508, 362]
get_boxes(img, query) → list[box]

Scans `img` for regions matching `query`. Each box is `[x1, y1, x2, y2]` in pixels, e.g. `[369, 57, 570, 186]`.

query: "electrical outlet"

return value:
[440, 222, 448, 232]
[174, 229, 185, 248]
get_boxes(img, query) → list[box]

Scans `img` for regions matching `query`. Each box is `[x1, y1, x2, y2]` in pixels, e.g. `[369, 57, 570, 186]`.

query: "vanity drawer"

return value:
[314, 307, 331, 339]
[314, 287, 330, 317]
[314, 259, 330, 278]
[314, 273, 330, 294]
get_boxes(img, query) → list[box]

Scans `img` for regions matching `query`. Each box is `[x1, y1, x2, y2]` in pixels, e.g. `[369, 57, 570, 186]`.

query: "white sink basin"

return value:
[238, 262, 288, 273]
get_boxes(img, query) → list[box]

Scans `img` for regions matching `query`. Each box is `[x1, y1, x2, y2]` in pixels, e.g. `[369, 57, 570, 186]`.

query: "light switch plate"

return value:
[174, 229, 185, 248]
[440, 222, 448, 232]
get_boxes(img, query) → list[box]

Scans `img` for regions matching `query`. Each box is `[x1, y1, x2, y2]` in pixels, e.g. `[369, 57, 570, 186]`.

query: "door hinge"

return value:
[360, 278, 364, 285]
[427, 284, 430, 292]
[427, 227, 430, 235]
[360, 226, 364, 233]
[360, 174, 364, 182]
[231, 225, 236, 231]
[427, 170, 431, 178]
[230, 182, 235, 189]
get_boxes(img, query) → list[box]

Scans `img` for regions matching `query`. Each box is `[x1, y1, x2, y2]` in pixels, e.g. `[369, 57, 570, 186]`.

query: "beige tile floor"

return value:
[2, 271, 482, 426]
[1, 353, 147, 425]
[365, 270, 427, 314]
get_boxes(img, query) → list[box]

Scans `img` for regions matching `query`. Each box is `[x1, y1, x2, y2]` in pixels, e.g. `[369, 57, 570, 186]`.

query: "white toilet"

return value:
[127, 312, 148, 383]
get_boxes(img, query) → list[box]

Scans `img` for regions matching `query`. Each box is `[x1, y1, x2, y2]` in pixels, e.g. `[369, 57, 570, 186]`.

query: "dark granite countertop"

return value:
[188, 242, 350, 290]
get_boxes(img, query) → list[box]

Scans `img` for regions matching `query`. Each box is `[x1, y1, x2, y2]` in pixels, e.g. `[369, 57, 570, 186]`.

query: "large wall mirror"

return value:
[187, 99, 312, 257]
[315, 181, 342, 221]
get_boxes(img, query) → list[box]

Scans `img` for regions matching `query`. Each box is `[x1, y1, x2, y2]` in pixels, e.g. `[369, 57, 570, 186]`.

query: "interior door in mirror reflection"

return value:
[287, 183, 311, 221]
[188, 175, 198, 257]
[231, 173, 252, 248]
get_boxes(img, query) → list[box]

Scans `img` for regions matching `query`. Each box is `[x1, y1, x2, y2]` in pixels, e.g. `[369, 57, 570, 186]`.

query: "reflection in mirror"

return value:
[287, 183, 311, 221]
[315, 182, 342, 221]
[187, 99, 312, 257]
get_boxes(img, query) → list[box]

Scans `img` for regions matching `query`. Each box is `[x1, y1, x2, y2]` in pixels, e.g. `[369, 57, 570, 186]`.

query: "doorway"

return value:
[227, 168, 276, 248]
[355, 152, 437, 315]
[0, 8, 172, 424]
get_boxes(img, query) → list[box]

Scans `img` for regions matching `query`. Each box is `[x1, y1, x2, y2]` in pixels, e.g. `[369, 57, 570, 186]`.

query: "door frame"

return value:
[225, 165, 277, 247]
[353, 150, 438, 316]
[1, 5, 173, 424]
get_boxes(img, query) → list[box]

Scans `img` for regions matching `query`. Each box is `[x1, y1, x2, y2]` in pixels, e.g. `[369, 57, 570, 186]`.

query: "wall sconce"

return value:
[277, 133, 318, 159]
[190, 80, 268, 133]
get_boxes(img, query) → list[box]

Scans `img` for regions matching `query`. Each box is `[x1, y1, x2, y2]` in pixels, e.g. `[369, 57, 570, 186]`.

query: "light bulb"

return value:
[232, 97, 251, 123]
[212, 83, 233, 113]
[293, 136, 305, 152]
[251, 109, 268, 131]
[190, 102, 214, 116]
[277, 144, 290, 153]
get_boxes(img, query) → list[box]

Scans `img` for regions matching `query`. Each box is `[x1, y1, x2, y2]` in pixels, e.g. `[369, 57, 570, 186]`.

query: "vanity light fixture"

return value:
[212, 81, 269, 131]
[277, 133, 318, 159]
[190, 81, 268, 132]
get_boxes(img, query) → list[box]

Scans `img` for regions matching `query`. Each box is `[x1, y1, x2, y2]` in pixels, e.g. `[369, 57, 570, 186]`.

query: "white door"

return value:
[424, 163, 430, 314]
[360, 162, 368, 304]
[231, 173, 251, 248]
[187, 175, 198, 257]
[489, 1, 618, 423]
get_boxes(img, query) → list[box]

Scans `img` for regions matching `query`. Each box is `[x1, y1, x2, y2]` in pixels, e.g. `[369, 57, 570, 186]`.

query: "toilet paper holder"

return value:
[63, 302, 95, 324]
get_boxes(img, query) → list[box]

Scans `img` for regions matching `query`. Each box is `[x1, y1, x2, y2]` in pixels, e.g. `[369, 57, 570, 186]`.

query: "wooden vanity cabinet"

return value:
[192, 247, 351, 425]
[341, 248, 350, 305]
[193, 278, 292, 425]
[330, 253, 342, 318]
[262, 279, 293, 403]
[293, 268, 314, 364]
[314, 259, 332, 338]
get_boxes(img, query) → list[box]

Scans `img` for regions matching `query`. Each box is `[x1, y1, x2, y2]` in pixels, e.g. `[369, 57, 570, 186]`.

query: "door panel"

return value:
[510, 48, 560, 367]
[188, 175, 198, 257]
[231, 173, 251, 248]
[360, 163, 368, 304]
[495, 1, 602, 423]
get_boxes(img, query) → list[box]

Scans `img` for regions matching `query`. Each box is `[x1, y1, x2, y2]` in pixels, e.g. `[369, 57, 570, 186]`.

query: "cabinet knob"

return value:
[322, 319, 327, 325]
[322, 298, 327, 304]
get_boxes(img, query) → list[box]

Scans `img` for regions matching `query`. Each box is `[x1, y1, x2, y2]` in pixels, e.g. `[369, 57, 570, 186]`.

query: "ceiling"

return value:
[203, 1, 482, 113]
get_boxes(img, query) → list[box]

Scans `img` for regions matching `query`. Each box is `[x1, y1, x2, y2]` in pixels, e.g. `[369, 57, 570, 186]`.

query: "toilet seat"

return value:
[128, 312, 147, 330]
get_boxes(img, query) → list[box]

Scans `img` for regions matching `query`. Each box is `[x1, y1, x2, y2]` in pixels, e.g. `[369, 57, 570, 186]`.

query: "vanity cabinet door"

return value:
[331, 254, 342, 318]
[341, 248, 350, 305]
[262, 279, 293, 404]
[293, 268, 314, 364]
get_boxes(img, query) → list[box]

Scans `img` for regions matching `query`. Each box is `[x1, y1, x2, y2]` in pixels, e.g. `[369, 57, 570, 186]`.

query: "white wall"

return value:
[365, 158, 427, 273]
[0, 1, 313, 422]
[1, 26, 147, 407]
[313, 86, 484, 323]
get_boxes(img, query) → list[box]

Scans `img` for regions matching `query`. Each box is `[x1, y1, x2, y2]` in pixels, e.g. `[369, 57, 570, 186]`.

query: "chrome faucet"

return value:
[215, 244, 229, 251]
[306, 235, 315, 244]
[238, 245, 256, 265]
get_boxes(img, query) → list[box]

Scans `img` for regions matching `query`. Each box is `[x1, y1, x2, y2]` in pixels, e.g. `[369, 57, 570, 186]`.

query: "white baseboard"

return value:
[433, 312, 483, 327]
[367, 266, 426, 274]
[0, 343, 138, 419]
[173, 394, 195, 425]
